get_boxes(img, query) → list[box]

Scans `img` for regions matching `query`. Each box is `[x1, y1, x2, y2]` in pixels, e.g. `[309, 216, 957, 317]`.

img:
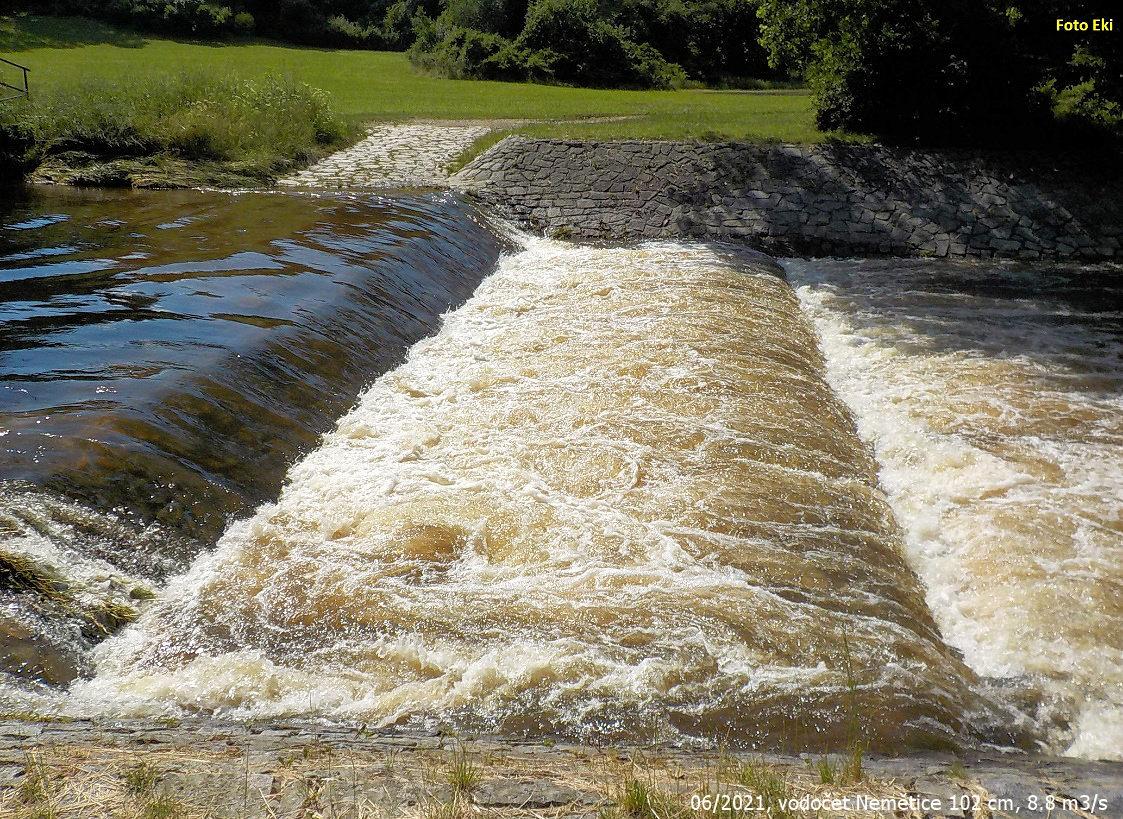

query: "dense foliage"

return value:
[756, 0, 1121, 144]
[411, 0, 770, 87]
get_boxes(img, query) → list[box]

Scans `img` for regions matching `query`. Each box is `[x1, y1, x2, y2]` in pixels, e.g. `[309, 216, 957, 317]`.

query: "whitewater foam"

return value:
[73, 240, 995, 750]
[788, 258, 1123, 759]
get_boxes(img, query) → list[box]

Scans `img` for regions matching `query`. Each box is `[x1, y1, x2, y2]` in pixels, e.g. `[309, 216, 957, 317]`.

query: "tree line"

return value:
[6, 0, 1121, 146]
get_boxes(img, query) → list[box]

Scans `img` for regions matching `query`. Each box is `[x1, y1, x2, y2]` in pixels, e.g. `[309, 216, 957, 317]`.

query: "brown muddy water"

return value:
[788, 259, 1123, 760]
[1, 187, 1120, 760]
[1, 186, 503, 684]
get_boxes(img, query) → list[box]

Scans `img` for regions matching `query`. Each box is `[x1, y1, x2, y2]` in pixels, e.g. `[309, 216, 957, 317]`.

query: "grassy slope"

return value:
[0, 14, 850, 145]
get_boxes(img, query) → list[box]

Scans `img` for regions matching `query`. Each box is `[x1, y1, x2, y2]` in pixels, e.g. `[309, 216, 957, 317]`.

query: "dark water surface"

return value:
[0, 186, 503, 684]
[1, 186, 503, 551]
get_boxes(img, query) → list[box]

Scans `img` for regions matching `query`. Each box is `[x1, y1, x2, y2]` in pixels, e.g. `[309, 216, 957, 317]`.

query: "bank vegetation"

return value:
[0, 71, 351, 186]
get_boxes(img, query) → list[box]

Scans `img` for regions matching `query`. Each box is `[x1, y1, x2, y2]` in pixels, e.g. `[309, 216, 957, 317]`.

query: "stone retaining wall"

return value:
[451, 138, 1123, 259]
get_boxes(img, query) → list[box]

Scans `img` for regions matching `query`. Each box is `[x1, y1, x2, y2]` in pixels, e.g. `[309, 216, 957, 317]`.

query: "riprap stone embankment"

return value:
[451, 137, 1123, 259]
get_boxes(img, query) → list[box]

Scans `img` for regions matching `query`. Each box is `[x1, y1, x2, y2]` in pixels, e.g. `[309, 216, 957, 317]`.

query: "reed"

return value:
[447, 744, 482, 795]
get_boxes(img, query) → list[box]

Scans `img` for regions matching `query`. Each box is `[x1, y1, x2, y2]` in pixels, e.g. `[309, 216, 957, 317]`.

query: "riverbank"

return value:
[3, 718, 1122, 818]
[451, 137, 1123, 260]
[0, 71, 353, 189]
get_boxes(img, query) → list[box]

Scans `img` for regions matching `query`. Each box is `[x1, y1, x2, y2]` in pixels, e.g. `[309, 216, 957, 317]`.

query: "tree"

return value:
[1005, 1, 1121, 132]
[755, 0, 1048, 143]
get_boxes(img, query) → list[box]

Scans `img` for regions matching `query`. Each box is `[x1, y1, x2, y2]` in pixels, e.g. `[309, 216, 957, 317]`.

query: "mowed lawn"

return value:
[0, 14, 845, 144]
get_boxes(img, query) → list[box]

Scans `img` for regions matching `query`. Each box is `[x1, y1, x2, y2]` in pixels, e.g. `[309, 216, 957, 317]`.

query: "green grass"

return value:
[0, 14, 853, 145]
[1, 60, 352, 186]
[446, 746, 481, 796]
[814, 756, 836, 785]
[121, 763, 160, 795]
[734, 761, 795, 819]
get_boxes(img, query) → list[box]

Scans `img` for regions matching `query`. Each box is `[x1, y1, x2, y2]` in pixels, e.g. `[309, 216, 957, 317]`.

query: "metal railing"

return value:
[0, 56, 30, 102]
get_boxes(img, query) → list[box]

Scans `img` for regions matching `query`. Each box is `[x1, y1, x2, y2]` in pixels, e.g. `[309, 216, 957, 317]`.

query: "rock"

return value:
[475, 779, 597, 809]
[909, 776, 969, 817]
[0, 764, 24, 786]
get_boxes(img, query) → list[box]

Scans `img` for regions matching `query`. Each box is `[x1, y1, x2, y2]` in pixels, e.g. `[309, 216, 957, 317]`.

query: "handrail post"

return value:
[0, 56, 31, 102]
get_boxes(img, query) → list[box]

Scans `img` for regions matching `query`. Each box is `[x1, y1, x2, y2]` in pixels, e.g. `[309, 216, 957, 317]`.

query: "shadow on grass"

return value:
[0, 13, 380, 55]
[0, 13, 147, 50]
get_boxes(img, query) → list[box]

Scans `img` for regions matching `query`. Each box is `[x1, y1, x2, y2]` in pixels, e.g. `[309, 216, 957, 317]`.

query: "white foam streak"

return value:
[788, 259, 1123, 760]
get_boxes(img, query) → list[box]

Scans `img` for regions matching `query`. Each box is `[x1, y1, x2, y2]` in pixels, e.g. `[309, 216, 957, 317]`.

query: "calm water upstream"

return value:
[1, 187, 1119, 759]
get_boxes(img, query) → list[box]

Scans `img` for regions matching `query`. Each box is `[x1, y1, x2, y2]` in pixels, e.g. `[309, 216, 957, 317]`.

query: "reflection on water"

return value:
[1, 186, 504, 548]
[75, 241, 1016, 752]
[788, 258, 1123, 760]
[0, 185, 504, 686]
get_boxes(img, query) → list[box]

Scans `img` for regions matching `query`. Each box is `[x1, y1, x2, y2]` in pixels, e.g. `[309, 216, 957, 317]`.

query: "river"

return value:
[1, 186, 1119, 760]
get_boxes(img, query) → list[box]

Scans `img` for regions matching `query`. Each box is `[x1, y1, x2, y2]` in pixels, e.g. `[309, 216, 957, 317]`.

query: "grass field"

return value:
[0, 14, 849, 145]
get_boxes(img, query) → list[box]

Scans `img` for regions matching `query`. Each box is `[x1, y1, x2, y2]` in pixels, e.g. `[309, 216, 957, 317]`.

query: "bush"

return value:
[381, 0, 440, 49]
[232, 10, 254, 31]
[756, 0, 1065, 144]
[324, 14, 385, 47]
[438, 0, 514, 37]
[514, 0, 683, 88]
[409, 26, 532, 81]
[613, 0, 772, 83]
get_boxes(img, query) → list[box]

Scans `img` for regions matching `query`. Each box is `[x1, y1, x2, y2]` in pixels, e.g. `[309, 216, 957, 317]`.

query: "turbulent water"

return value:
[71, 240, 1010, 752]
[788, 259, 1123, 760]
[2, 186, 1118, 758]
[0, 186, 503, 687]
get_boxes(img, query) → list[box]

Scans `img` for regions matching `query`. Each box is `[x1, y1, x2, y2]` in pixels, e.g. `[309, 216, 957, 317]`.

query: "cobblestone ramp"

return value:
[280, 122, 494, 189]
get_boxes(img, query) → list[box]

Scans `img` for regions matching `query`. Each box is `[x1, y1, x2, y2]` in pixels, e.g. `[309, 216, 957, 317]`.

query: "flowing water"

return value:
[2, 186, 1119, 758]
[72, 240, 1011, 752]
[788, 259, 1123, 760]
[1, 186, 504, 687]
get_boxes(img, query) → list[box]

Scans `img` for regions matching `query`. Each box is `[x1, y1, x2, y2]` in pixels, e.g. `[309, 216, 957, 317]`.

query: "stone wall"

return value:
[451, 138, 1123, 259]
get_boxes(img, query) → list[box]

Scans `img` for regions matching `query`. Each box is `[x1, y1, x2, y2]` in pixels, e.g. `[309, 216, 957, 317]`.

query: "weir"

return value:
[0, 188, 504, 689]
[3, 187, 1118, 760]
[75, 240, 1008, 751]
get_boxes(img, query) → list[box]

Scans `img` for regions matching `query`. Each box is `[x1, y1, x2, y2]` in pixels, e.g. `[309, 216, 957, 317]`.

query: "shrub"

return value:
[613, 0, 772, 83]
[232, 10, 254, 32]
[409, 24, 554, 82]
[515, 0, 674, 87]
[438, 0, 514, 37]
[325, 14, 383, 47]
[194, 3, 233, 32]
[381, 0, 439, 49]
